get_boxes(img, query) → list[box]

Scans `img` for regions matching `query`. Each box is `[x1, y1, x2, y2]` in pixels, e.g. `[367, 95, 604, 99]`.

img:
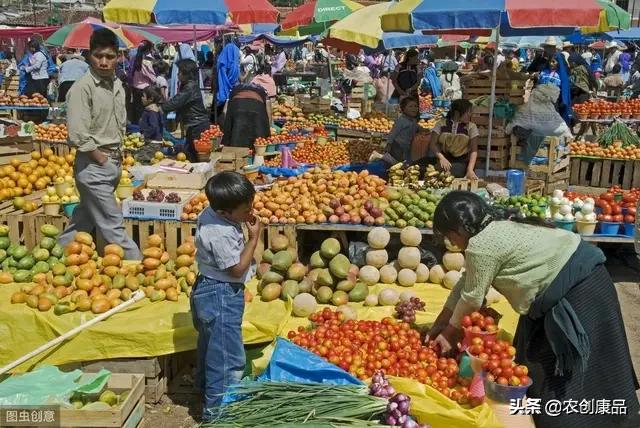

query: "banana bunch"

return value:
[424, 165, 454, 189]
[388, 163, 420, 187]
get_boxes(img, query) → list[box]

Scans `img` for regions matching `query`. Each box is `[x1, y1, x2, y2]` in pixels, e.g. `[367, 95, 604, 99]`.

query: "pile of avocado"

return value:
[493, 194, 549, 220]
[383, 188, 441, 229]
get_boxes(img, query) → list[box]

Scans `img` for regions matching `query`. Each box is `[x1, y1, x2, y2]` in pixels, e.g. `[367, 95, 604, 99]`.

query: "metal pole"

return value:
[631, 0, 637, 26]
[485, 26, 500, 177]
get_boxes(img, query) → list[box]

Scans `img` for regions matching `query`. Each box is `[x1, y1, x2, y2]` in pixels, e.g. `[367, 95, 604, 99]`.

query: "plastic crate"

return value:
[122, 189, 197, 220]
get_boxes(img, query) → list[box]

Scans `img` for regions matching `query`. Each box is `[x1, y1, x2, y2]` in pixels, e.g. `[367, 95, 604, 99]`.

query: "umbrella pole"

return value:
[485, 26, 500, 177]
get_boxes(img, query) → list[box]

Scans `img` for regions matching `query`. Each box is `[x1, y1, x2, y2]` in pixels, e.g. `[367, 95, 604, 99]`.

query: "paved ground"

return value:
[140, 250, 640, 428]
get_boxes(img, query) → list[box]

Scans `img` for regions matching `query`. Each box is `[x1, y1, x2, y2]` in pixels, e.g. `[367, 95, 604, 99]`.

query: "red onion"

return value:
[398, 400, 410, 414]
[393, 393, 409, 403]
[386, 415, 397, 426]
[402, 419, 419, 428]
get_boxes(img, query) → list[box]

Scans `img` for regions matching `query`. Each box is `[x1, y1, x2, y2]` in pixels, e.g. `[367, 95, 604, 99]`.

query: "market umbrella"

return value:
[380, 0, 601, 37]
[324, 2, 437, 53]
[103, 0, 279, 25]
[45, 18, 162, 49]
[280, 0, 364, 36]
[582, 0, 631, 34]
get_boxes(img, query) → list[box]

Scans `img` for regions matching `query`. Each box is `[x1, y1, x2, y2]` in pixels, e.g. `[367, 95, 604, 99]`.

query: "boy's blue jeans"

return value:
[190, 275, 245, 421]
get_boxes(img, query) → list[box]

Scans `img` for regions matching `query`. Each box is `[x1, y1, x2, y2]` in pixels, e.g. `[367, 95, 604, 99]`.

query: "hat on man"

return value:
[605, 41, 619, 50]
[562, 41, 574, 49]
[541, 36, 558, 48]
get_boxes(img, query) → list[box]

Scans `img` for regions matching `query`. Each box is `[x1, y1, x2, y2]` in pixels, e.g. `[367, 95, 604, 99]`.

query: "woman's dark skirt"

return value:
[514, 264, 640, 428]
[221, 98, 270, 149]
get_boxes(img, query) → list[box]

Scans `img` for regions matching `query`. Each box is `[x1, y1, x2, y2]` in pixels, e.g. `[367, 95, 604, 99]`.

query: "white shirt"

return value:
[496, 54, 505, 67]
[582, 51, 593, 65]
[605, 50, 621, 73]
[25, 51, 48, 80]
[241, 53, 256, 73]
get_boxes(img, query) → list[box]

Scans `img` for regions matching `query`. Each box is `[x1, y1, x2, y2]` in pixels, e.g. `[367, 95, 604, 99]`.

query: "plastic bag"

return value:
[506, 84, 572, 138]
[0, 366, 110, 406]
[257, 337, 363, 385]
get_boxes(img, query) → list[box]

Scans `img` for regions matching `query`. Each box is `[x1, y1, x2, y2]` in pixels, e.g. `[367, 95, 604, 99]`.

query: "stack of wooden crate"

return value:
[300, 96, 332, 114]
[462, 72, 528, 171]
[509, 135, 571, 192]
[211, 147, 251, 172]
[348, 83, 372, 114]
[569, 157, 640, 190]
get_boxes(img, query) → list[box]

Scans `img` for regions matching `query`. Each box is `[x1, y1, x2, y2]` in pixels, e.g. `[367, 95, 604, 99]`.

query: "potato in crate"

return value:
[122, 189, 197, 220]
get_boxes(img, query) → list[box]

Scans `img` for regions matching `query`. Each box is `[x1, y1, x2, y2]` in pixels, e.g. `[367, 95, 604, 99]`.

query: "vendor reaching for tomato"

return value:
[427, 191, 639, 428]
[429, 99, 479, 180]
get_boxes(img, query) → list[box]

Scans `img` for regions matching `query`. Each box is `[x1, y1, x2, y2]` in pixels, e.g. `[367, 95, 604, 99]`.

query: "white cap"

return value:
[541, 36, 558, 48]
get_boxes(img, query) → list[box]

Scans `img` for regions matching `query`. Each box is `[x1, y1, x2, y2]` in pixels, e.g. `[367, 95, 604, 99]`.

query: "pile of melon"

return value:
[361, 226, 430, 288]
[429, 238, 465, 290]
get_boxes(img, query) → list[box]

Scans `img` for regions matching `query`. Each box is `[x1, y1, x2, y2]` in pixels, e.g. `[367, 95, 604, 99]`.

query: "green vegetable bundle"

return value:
[596, 120, 640, 147]
[203, 381, 389, 427]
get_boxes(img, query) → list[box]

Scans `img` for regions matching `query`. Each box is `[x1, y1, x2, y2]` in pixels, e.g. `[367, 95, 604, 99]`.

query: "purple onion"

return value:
[385, 386, 396, 396]
[398, 400, 410, 414]
[394, 393, 409, 402]
[402, 419, 418, 428]
[386, 415, 397, 426]
[388, 402, 398, 411]
[398, 415, 407, 424]
[391, 409, 402, 420]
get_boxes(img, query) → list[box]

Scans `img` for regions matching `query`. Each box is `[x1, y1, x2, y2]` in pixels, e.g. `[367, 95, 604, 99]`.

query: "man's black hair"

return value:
[205, 172, 255, 212]
[176, 59, 198, 82]
[89, 28, 119, 53]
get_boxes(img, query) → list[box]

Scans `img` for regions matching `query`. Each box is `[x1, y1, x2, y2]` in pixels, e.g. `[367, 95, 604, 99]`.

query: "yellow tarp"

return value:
[0, 280, 519, 375]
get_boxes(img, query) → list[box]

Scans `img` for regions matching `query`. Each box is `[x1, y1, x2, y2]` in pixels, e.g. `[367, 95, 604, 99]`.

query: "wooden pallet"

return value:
[569, 157, 640, 189]
[477, 136, 511, 170]
[509, 136, 570, 176]
[58, 373, 145, 427]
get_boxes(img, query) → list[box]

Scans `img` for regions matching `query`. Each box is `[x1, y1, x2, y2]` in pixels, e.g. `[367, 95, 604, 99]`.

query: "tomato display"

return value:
[288, 309, 482, 406]
[461, 311, 499, 334]
[594, 187, 639, 224]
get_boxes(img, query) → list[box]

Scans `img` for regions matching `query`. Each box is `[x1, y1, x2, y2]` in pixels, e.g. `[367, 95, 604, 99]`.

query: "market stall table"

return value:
[0, 279, 519, 372]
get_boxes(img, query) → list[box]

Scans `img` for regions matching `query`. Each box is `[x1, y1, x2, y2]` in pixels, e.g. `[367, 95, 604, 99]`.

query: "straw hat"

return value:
[605, 41, 619, 50]
[562, 41, 574, 49]
[541, 36, 559, 48]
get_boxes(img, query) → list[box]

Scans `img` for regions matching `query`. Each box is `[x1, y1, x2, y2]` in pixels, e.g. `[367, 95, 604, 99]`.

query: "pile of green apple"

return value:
[493, 194, 549, 219]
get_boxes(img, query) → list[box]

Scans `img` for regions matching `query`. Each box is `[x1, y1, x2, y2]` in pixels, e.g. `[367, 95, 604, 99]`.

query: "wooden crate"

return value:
[59, 373, 145, 427]
[477, 137, 511, 170]
[509, 136, 570, 178]
[78, 355, 177, 405]
[449, 178, 485, 191]
[569, 157, 640, 190]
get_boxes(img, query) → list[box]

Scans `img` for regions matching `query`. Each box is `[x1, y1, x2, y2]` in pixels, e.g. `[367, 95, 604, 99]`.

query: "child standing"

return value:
[381, 97, 423, 164]
[139, 86, 164, 142]
[192, 172, 262, 422]
[538, 58, 562, 88]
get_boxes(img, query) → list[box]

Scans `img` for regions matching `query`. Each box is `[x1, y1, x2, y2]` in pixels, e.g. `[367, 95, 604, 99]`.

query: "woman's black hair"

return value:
[205, 171, 256, 212]
[142, 85, 163, 104]
[89, 28, 118, 53]
[134, 40, 153, 72]
[400, 48, 419, 64]
[446, 99, 473, 121]
[612, 63, 622, 74]
[433, 191, 554, 241]
[176, 59, 198, 82]
[154, 60, 169, 76]
[28, 39, 40, 50]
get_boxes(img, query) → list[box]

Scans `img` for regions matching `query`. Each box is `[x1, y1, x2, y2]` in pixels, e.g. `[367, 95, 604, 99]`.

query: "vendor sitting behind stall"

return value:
[381, 97, 423, 165]
[430, 99, 479, 179]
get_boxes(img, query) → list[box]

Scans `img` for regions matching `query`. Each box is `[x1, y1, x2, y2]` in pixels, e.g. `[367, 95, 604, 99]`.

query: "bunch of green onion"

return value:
[202, 381, 389, 427]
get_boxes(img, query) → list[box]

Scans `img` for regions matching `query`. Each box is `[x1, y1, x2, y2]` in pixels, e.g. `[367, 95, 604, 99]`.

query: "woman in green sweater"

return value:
[428, 191, 639, 428]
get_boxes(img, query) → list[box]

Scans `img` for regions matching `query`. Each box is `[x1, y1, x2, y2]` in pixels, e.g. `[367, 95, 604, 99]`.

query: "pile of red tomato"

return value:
[461, 311, 499, 333]
[288, 309, 484, 407]
[467, 337, 531, 387]
[595, 187, 638, 224]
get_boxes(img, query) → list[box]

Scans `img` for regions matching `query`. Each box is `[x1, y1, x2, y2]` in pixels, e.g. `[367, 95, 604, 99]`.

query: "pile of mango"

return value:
[5, 226, 198, 315]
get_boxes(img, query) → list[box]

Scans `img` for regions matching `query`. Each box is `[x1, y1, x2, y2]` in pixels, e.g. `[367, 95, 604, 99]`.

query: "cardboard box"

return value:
[212, 147, 251, 173]
[146, 159, 214, 190]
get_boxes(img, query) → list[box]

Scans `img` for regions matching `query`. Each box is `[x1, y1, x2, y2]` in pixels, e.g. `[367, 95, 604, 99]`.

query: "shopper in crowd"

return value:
[604, 42, 621, 74]
[430, 99, 479, 179]
[163, 59, 210, 161]
[381, 49, 398, 75]
[130, 40, 157, 124]
[538, 58, 562, 88]
[57, 51, 89, 102]
[314, 43, 329, 62]
[240, 45, 258, 83]
[428, 191, 640, 428]
[604, 64, 626, 96]
[390, 48, 420, 102]
[193, 171, 262, 422]
[271, 48, 287, 75]
[250, 63, 277, 98]
[139, 86, 164, 142]
[59, 28, 141, 260]
[620, 47, 633, 83]
[439, 61, 462, 100]
[22, 39, 49, 99]
[221, 83, 270, 149]
[381, 97, 423, 165]
[154, 61, 170, 99]
[568, 53, 596, 105]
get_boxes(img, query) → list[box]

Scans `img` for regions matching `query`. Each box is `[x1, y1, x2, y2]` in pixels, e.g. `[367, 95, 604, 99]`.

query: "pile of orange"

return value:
[34, 123, 67, 143]
[569, 141, 640, 160]
[0, 148, 76, 200]
[0, 93, 49, 107]
[181, 192, 209, 221]
[264, 139, 379, 167]
[338, 113, 393, 133]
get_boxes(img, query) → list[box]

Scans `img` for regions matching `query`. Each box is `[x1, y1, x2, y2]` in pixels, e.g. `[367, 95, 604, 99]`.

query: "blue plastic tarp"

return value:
[239, 33, 312, 47]
[257, 338, 364, 385]
[606, 27, 640, 41]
